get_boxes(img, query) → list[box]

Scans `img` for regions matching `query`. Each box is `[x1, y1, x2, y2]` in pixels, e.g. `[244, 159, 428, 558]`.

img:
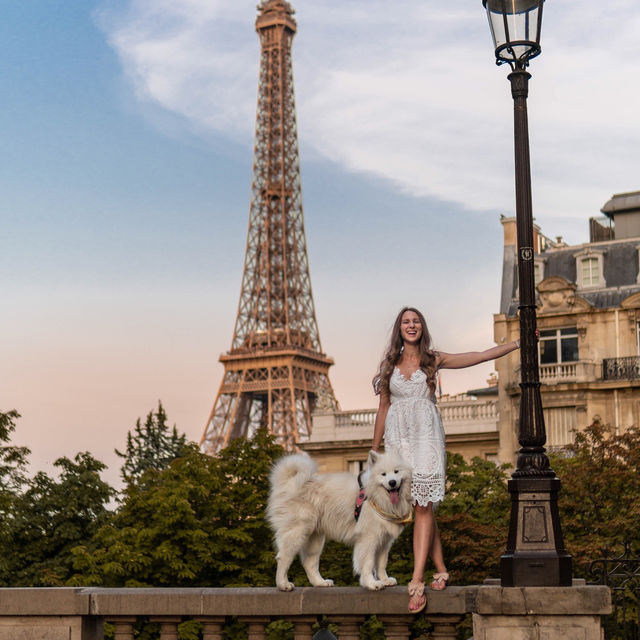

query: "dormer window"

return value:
[581, 257, 600, 286]
[576, 250, 605, 289]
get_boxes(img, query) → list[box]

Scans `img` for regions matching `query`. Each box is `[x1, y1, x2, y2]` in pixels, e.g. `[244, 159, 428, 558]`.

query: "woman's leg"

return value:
[412, 504, 434, 582]
[427, 521, 447, 574]
[427, 520, 449, 590]
[409, 503, 434, 611]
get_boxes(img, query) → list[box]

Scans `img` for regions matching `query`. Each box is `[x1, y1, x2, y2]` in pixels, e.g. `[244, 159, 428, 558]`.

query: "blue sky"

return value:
[2, 0, 639, 486]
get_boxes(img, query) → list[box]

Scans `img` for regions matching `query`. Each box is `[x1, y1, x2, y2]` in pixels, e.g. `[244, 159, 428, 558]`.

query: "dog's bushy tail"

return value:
[267, 454, 317, 531]
[269, 453, 316, 493]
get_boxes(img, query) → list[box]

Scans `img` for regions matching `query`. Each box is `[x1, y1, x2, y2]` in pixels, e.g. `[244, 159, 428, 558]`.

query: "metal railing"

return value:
[587, 541, 640, 640]
[603, 357, 640, 382]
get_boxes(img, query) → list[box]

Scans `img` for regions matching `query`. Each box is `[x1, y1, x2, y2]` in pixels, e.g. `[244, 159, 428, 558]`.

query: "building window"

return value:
[581, 257, 600, 286]
[543, 407, 576, 450]
[539, 328, 579, 364]
[576, 251, 606, 289]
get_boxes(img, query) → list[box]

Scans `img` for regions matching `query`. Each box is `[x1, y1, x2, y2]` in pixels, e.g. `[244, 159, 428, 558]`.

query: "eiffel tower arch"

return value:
[201, 0, 338, 455]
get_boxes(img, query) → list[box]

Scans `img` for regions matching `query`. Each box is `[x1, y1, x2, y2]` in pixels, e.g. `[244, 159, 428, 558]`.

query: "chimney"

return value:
[501, 216, 517, 246]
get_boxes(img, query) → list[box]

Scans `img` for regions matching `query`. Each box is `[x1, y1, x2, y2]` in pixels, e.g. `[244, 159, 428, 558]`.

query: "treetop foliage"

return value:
[551, 418, 640, 563]
[115, 401, 187, 486]
[0, 409, 30, 498]
[70, 429, 284, 588]
[0, 410, 114, 588]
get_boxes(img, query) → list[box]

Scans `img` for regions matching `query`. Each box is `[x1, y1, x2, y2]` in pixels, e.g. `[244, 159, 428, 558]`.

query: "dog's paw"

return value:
[381, 577, 397, 587]
[277, 581, 295, 591]
[361, 579, 385, 591]
[320, 579, 335, 587]
[310, 578, 334, 587]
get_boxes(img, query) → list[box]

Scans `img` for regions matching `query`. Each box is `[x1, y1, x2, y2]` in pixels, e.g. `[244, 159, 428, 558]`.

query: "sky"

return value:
[2, 0, 639, 487]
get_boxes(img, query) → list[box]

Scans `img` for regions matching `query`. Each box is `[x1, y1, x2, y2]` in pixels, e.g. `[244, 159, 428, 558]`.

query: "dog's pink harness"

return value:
[354, 488, 367, 521]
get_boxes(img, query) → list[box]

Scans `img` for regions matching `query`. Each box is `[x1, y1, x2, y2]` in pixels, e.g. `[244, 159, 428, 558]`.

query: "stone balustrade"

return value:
[538, 360, 598, 384]
[438, 397, 498, 423]
[327, 394, 498, 436]
[335, 410, 376, 429]
[0, 584, 611, 640]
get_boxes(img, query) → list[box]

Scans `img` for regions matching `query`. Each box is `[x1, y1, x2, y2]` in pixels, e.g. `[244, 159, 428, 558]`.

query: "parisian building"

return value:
[494, 191, 640, 465]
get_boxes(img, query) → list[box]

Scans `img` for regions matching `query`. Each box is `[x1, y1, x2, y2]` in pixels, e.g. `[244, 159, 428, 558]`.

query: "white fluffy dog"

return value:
[267, 449, 412, 591]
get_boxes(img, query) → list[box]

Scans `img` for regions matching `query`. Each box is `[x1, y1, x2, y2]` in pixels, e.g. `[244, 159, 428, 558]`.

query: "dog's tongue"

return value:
[389, 489, 400, 505]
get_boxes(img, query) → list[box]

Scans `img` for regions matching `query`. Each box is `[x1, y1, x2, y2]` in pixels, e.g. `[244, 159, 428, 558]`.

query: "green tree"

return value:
[70, 429, 284, 587]
[0, 409, 31, 581]
[0, 452, 115, 586]
[551, 418, 640, 563]
[115, 402, 187, 486]
[0, 409, 30, 504]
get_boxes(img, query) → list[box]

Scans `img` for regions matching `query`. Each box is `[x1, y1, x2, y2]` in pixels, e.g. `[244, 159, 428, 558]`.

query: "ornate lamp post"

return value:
[482, 0, 572, 586]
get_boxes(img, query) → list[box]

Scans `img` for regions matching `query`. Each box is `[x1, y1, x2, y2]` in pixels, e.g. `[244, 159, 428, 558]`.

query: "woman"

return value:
[371, 307, 519, 613]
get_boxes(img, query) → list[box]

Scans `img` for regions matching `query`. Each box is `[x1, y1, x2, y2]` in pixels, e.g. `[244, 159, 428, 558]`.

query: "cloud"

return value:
[96, 0, 640, 219]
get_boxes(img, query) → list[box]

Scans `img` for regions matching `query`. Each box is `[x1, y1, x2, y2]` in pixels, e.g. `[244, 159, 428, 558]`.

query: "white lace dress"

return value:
[384, 367, 446, 507]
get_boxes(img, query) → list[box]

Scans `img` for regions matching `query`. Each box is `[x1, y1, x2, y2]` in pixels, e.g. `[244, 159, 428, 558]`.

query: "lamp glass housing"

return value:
[484, 0, 543, 67]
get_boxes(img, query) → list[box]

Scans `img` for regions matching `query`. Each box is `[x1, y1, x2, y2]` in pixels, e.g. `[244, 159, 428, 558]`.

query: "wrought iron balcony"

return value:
[602, 356, 640, 381]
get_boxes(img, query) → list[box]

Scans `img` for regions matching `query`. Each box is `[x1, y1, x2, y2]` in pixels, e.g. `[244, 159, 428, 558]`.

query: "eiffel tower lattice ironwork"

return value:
[201, 0, 338, 455]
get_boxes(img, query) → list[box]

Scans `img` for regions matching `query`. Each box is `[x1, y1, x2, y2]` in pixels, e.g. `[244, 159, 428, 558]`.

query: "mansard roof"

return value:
[500, 238, 640, 317]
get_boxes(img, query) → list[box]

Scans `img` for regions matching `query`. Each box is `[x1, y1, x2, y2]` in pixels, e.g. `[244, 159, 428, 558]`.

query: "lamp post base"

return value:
[500, 476, 572, 586]
[501, 552, 573, 587]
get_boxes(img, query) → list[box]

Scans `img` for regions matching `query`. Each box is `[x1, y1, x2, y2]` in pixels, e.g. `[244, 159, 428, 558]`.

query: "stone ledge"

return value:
[83, 586, 476, 616]
[0, 589, 90, 615]
[475, 585, 612, 615]
[0, 586, 611, 618]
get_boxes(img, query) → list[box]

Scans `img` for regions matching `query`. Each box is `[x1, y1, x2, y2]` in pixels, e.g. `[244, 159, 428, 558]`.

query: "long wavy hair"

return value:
[373, 307, 438, 396]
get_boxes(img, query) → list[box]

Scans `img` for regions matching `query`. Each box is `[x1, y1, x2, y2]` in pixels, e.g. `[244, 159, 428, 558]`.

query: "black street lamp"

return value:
[482, 0, 572, 587]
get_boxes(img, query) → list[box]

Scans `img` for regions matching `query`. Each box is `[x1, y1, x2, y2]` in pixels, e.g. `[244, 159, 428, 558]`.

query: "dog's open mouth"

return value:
[387, 487, 400, 505]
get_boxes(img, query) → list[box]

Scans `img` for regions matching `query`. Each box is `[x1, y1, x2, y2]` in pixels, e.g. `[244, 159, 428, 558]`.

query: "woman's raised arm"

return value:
[437, 340, 520, 370]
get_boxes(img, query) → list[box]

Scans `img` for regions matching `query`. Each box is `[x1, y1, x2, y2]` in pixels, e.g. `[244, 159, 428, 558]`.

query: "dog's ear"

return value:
[368, 450, 379, 466]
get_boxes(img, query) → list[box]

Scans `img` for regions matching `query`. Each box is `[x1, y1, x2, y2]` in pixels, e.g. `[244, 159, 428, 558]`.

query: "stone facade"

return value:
[494, 194, 640, 466]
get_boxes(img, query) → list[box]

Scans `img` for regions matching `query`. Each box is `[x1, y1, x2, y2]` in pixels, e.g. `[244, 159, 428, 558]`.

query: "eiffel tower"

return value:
[200, 0, 338, 455]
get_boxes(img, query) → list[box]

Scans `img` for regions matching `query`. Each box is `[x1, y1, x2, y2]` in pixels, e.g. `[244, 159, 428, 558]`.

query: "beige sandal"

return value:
[408, 579, 426, 613]
[430, 572, 449, 591]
